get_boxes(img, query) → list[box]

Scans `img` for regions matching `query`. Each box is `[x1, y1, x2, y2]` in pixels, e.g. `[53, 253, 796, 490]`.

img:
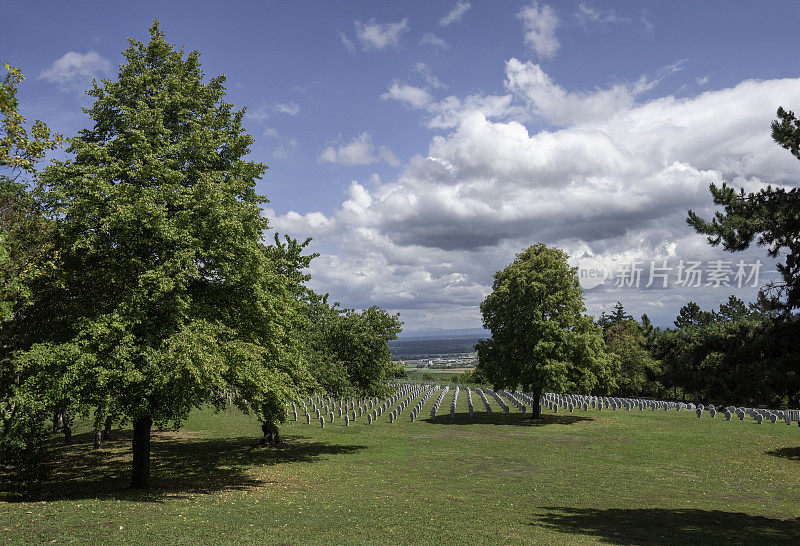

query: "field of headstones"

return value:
[2, 382, 799, 544]
[291, 383, 800, 430]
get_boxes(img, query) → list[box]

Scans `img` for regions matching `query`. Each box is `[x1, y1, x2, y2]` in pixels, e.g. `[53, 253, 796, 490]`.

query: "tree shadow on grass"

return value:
[1, 430, 366, 502]
[766, 446, 800, 461]
[421, 412, 593, 427]
[533, 506, 800, 545]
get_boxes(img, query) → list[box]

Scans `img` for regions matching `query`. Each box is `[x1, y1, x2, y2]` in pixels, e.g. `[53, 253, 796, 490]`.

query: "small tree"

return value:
[27, 21, 310, 488]
[674, 302, 714, 328]
[604, 322, 663, 397]
[304, 293, 402, 396]
[476, 244, 618, 418]
[597, 301, 633, 330]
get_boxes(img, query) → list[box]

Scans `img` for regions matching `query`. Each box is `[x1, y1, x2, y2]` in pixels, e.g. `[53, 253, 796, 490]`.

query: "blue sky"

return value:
[4, 1, 800, 333]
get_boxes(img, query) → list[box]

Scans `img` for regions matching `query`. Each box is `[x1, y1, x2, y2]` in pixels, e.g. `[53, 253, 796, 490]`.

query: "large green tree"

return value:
[25, 21, 310, 488]
[687, 106, 800, 313]
[476, 244, 618, 418]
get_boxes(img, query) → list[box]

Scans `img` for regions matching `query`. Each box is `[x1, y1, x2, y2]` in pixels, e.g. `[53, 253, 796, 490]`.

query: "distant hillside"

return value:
[397, 327, 489, 340]
[388, 335, 486, 360]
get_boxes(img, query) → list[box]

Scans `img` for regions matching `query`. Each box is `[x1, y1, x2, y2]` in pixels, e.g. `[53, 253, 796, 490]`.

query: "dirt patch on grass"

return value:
[152, 429, 206, 441]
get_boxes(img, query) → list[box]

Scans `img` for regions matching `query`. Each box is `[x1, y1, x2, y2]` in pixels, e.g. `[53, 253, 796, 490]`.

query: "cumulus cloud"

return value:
[354, 19, 409, 51]
[319, 133, 399, 166]
[505, 58, 650, 125]
[378, 146, 401, 167]
[276, 62, 798, 331]
[517, 2, 560, 60]
[39, 51, 112, 90]
[382, 81, 523, 130]
[425, 93, 524, 129]
[269, 209, 336, 235]
[440, 1, 471, 26]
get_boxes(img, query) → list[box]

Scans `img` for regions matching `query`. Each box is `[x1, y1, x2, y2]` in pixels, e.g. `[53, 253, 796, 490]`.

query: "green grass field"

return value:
[2, 388, 799, 544]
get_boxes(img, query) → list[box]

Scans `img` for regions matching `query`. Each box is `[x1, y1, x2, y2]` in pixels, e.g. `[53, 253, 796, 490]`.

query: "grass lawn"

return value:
[2, 388, 799, 544]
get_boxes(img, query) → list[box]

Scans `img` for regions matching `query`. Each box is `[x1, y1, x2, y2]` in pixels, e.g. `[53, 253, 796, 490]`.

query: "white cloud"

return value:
[641, 10, 654, 37]
[273, 138, 298, 159]
[379, 146, 400, 167]
[354, 19, 409, 51]
[440, 1, 471, 26]
[319, 133, 398, 166]
[415, 62, 447, 89]
[269, 209, 336, 235]
[276, 63, 800, 330]
[39, 51, 112, 89]
[382, 80, 522, 129]
[575, 3, 628, 26]
[381, 82, 432, 109]
[340, 32, 356, 53]
[505, 58, 651, 126]
[517, 2, 560, 60]
[273, 102, 300, 116]
[247, 106, 270, 122]
[425, 93, 523, 129]
[420, 33, 450, 49]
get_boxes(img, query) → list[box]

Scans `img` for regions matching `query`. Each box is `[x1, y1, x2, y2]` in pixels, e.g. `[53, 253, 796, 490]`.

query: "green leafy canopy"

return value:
[26, 20, 312, 429]
[476, 243, 618, 399]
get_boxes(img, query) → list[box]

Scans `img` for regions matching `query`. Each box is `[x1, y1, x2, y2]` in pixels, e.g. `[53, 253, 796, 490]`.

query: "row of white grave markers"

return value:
[475, 388, 493, 414]
[499, 391, 527, 412]
[389, 383, 429, 423]
[485, 389, 510, 413]
[430, 385, 450, 418]
[539, 392, 800, 427]
[286, 384, 799, 429]
[410, 385, 437, 422]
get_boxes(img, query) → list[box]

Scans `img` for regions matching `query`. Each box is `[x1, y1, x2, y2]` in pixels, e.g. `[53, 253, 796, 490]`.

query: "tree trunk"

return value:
[62, 409, 72, 444]
[102, 416, 113, 441]
[131, 416, 152, 489]
[260, 422, 280, 446]
[531, 388, 542, 419]
[93, 429, 102, 449]
[52, 410, 63, 434]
